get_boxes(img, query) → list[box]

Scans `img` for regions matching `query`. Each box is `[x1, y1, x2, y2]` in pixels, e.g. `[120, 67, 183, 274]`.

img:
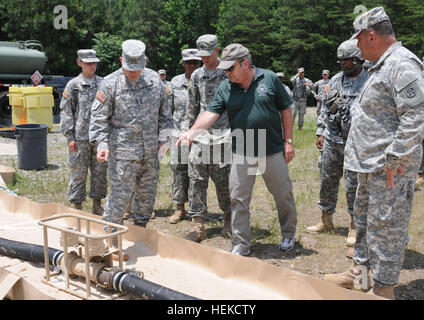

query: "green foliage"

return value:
[0, 1, 422, 80]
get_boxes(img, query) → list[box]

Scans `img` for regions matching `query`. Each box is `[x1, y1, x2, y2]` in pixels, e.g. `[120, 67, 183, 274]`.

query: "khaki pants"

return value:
[230, 151, 297, 255]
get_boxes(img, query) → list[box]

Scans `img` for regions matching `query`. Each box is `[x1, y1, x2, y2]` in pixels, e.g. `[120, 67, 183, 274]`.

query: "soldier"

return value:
[277, 72, 295, 121]
[290, 68, 313, 130]
[60, 49, 107, 214]
[307, 40, 369, 253]
[89, 39, 172, 230]
[323, 7, 424, 299]
[158, 69, 172, 109]
[312, 70, 330, 116]
[168, 49, 201, 224]
[184, 34, 232, 242]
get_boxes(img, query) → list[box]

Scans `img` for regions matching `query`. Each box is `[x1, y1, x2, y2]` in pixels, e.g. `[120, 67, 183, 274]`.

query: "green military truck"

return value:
[0, 40, 67, 129]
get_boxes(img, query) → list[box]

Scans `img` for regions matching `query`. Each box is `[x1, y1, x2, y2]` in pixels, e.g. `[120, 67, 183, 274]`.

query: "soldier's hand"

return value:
[68, 141, 78, 153]
[316, 136, 324, 150]
[385, 164, 404, 189]
[97, 149, 109, 163]
[158, 143, 169, 159]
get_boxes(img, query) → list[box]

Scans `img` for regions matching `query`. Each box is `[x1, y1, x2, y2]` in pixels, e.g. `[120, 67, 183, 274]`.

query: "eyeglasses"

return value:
[225, 59, 244, 72]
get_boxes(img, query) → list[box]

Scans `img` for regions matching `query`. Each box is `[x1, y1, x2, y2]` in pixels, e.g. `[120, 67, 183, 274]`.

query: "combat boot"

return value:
[323, 264, 371, 292]
[220, 212, 232, 238]
[346, 214, 356, 247]
[306, 211, 334, 233]
[169, 204, 186, 224]
[415, 174, 424, 191]
[73, 202, 83, 210]
[92, 199, 103, 216]
[368, 284, 395, 300]
[185, 216, 206, 242]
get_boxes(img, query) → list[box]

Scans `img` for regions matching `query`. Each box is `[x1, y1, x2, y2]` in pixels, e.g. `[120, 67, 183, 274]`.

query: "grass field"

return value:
[1, 107, 423, 299]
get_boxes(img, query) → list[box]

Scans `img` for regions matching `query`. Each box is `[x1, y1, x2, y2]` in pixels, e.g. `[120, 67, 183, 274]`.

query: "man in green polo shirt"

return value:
[177, 43, 298, 256]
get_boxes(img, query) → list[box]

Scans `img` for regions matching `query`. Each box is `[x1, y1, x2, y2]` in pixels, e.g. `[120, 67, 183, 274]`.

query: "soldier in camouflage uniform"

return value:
[89, 40, 172, 228]
[312, 70, 330, 116]
[416, 55, 424, 190]
[324, 7, 424, 299]
[168, 49, 201, 224]
[290, 68, 313, 130]
[307, 40, 369, 252]
[184, 34, 232, 242]
[277, 72, 295, 116]
[158, 69, 172, 110]
[60, 49, 107, 214]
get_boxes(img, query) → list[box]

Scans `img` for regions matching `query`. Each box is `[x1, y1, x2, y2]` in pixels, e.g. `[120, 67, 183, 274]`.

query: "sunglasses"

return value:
[225, 59, 245, 72]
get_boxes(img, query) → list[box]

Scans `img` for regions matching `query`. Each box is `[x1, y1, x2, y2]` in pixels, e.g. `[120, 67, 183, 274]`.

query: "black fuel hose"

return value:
[0, 237, 199, 300]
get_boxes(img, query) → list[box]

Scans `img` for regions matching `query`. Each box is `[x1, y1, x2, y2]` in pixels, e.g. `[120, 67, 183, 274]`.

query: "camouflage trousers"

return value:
[171, 136, 188, 204]
[353, 170, 415, 287]
[292, 99, 307, 128]
[318, 139, 358, 215]
[188, 142, 231, 218]
[67, 140, 107, 203]
[103, 154, 159, 225]
[316, 100, 323, 116]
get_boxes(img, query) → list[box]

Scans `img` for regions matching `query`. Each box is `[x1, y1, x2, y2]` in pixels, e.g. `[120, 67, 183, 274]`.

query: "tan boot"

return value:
[306, 211, 334, 233]
[368, 284, 395, 300]
[220, 213, 232, 238]
[323, 264, 371, 292]
[346, 215, 356, 247]
[185, 216, 206, 242]
[415, 174, 424, 191]
[169, 204, 186, 224]
[73, 202, 82, 210]
[92, 199, 103, 216]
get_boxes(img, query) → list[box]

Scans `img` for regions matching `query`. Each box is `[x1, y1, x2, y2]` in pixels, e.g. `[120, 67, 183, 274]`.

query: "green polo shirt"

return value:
[208, 67, 293, 156]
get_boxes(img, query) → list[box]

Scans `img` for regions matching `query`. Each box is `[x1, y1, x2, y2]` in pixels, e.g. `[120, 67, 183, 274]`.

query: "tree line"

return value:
[1, 0, 423, 83]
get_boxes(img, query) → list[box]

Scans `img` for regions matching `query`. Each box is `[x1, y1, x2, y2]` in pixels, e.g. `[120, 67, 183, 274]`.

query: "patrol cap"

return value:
[216, 43, 250, 70]
[276, 72, 284, 78]
[196, 34, 218, 57]
[182, 48, 201, 61]
[350, 7, 390, 40]
[337, 39, 362, 60]
[121, 39, 146, 71]
[322, 70, 330, 75]
[298, 67, 305, 73]
[158, 69, 166, 75]
[77, 49, 100, 63]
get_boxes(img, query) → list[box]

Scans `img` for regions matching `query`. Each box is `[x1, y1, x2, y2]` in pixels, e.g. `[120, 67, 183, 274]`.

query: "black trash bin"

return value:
[14, 124, 48, 170]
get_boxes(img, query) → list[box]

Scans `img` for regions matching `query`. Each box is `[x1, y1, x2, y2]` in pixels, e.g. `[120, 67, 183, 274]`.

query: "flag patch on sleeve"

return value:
[96, 90, 107, 103]
[62, 90, 69, 99]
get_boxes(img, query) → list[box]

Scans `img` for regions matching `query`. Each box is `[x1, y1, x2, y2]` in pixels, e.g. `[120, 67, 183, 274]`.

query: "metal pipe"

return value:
[0, 237, 199, 300]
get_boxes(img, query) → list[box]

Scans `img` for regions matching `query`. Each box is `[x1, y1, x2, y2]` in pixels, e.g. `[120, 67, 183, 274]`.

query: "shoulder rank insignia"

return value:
[96, 90, 107, 103]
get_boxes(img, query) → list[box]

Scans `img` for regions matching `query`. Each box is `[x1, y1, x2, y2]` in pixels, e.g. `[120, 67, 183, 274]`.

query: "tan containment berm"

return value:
[0, 190, 380, 300]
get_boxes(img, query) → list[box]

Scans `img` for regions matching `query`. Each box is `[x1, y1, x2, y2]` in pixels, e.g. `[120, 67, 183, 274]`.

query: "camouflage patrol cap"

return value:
[216, 43, 250, 70]
[158, 69, 166, 75]
[121, 39, 146, 71]
[350, 7, 390, 40]
[322, 70, 330, 75]
[196, 34, 218, 57]
[182, 48, 201, 61]
[298, 68, 304, 73]
[77, 49, 100, 63]
[276, 72, 284, 78]
[337, 39, 362, 60]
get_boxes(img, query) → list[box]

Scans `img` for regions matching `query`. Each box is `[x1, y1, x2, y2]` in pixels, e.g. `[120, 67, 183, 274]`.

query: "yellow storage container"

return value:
[8, 86, 54, 131]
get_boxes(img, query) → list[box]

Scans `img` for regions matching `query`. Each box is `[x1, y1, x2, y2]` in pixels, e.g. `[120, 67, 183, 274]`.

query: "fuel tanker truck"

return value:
[0, 40, 65, 128]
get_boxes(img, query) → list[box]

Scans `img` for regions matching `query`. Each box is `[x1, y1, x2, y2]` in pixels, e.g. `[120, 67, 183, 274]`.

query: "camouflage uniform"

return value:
[170, 73, 190, 204]
[312, 77, 330, 116]
[344, 42, 424, 287]
[316, 68, 369, 215]
[60, 73, 107, 204]
[290, 72, 312, 128]
[89, 67, 172, 225]
[186, 65, 232, 218]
